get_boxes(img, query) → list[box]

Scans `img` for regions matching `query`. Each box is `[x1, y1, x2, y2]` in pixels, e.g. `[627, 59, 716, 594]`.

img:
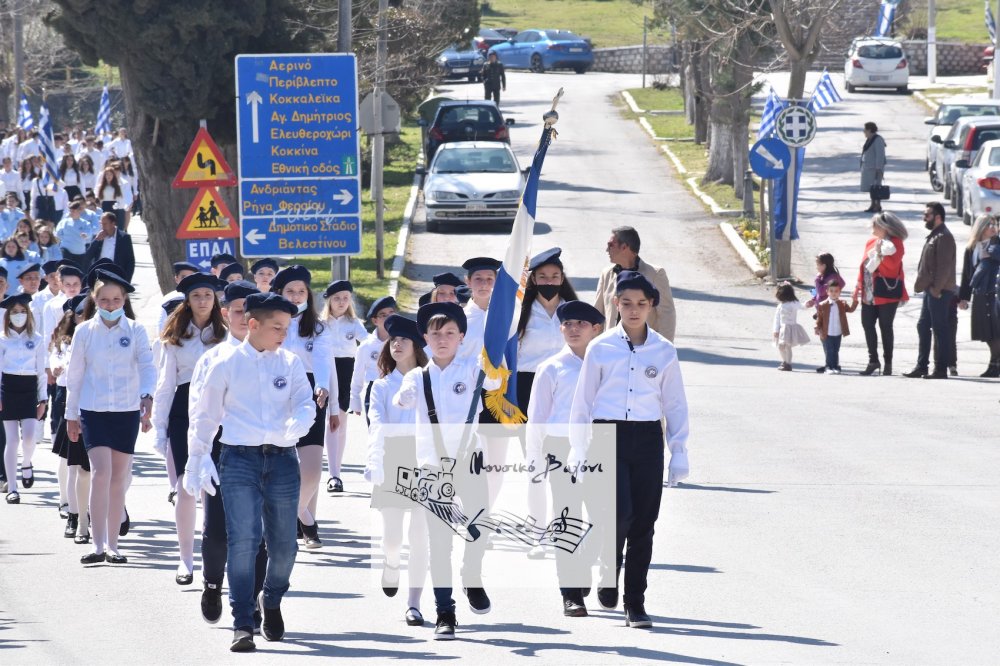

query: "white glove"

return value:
[153, 436, 169, 459]
[183, 454, 220, 497]
[667, 449, 689, 488]
[364, 462, 385, 487]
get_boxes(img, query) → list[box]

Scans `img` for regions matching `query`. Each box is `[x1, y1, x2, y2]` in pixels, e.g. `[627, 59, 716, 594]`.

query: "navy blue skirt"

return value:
[81, 409, 140, 454]
[167, 383, 191, 475]
[296, 373, 328, 448]
[0, 373, 39, 421]
[334, 356, 354, 413]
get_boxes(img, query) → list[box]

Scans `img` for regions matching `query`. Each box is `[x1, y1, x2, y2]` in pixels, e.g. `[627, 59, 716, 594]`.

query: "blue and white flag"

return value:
[809, 70, 843, 112]
[96, 85, 111, 137]
[18, 94, 33, 131]
[875, 0, 899, 38]
[480, 122, 558, 424]
[988, 1, 997, 44]
[38, 104, 60, 186]
[758, 87, 786, 139]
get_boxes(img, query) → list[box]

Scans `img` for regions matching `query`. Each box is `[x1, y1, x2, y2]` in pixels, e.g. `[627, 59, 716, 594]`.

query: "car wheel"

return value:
[929, 165, 944, 192]
[963, 204, 973, 226]
[573, 66, 588, 74]
[427, 218, 440, 232]
[846, 82, 856, 93]
[530, 54, 545, 73]
[898, 85, 909, 94]
[955, 187, 964, 217]
[944, 177, 951, 201]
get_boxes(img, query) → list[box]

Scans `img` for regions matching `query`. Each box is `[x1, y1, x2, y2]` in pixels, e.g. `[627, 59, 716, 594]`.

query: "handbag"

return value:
[873, 274, 903, 299]
[870, 182, 891, 200]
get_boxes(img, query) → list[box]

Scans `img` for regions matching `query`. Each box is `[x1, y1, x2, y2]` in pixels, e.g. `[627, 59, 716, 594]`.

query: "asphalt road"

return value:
[0, 70, 997, 664]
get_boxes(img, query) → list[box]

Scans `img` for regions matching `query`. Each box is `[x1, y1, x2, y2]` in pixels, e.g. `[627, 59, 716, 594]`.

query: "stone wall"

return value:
[591, 45, 677, 74]
[900, 41, 990, 76]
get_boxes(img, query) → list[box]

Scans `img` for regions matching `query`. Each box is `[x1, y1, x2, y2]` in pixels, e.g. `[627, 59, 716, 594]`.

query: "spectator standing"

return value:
[481, 52, 506, 106]
[860, 121, 887, 214]
[957, 214, 1000, 377]
[854, 212, 909, 376]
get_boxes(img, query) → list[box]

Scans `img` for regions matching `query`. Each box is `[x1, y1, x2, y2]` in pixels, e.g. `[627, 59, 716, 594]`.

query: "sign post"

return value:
[235, 54, 362, 258]
[749, 136, 791, 281]
[773, 102, 816, 279]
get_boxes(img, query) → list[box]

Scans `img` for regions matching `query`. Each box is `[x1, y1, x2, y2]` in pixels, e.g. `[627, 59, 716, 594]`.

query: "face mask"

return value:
[296, 301, 308, 315]
[536, 284, 561, 301]
[99, 307, 124, 322]
[9, 313, 27, 328]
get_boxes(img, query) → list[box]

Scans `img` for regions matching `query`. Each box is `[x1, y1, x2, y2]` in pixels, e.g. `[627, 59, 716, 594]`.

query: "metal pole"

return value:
[768, 179, 776, 281]
[372, 0, 388, 280]
[642, 16, 648, 89]
[13, 0, 24, 121]
[331, 0, 353, 281]
[742, 169, 754, 217]
[927, 0, 937, 84]
[783, 147, 795, 243]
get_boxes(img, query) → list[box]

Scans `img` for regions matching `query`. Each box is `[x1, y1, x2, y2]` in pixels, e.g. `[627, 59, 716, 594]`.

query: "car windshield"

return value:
[937, 104, 1000, 123]
[858, 44, 903, 59]
[438, 106, 501, 129]
[479, 28, 504, 39]
[542, 30, 582, 41]
[434, 148, 517, 174]
[989, 147, 1000, 166]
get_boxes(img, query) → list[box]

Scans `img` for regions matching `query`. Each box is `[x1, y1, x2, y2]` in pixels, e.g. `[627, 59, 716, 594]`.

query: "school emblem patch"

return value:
[453, 382, 467, 395]
[119, 337, 131, 348]
[306, 341, 314, 352]
[644, 366, 657, 378]
[346, 333, 355, 340]
[273, 376, 288, 389]
[25, 340, 35, 350]
[370, 351, 378, 360]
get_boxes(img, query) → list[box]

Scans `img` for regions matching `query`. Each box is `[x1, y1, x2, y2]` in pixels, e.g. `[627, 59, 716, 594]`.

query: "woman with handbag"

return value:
[860, 122, 887, 213]
[854, 212, 908, 376]
[957, 214, 1000, 377]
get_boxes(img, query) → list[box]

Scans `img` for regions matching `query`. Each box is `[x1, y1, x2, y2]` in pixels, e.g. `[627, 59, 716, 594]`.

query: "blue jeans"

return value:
[822, 335, 842, 370]
[916, 291, 954, 371]
[220, 444, 300, 630]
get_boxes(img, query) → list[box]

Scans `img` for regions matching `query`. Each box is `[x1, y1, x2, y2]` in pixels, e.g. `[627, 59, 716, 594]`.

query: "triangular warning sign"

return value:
[172, 127, 236, 188]
[176, 187, 239, 239]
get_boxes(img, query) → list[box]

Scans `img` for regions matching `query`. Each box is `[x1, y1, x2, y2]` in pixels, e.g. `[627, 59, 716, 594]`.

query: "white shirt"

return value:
[325, 314, 368, 357]
[99, 232, 117, 260]
[100, 184, 132, 210]
[773, 301, 806, 333]
[349, 331, 384, 413]
[50, 341, 70, 388]
[281, 317, 337, 396]
[30, 179, 69, 217]
[108, 138, 132, 159]
[65, 316, 156, 419]
[526, 346, 582, 446]
[79, 171, 96, 192]
[187, 340, 315, 454]
[187, 334, 241, 420]
[0, 329, 47, 401]
[457, 301, 487, 361]
[1, 168, 21, 195]
[366, 369, 413, 469]
[517, 299, 565, 372]
[17, 139, 38, 164]
[151, 324, 220, 439]
[569, 324, 689, 456]
[826, 300, 842, 337]
[39, 291, 67, 344]
[394, 356, 501, 468]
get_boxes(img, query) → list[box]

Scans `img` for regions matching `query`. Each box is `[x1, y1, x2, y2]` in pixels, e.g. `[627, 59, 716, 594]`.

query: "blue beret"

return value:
[324, 280, 353, 298]
[615, 270, 659, 307]
[16, 263, 40, 279]
[223, 280, 259, 305]
[556, 300, 603, 325]
[1, 292, 33, 310]
[461, 257, 502, 275]
[383, 314, 423, 345]
[57, 265, 84, 279]
[0, 267, 7, 279]
[432, 272, 463, 288]
[210, 253, 237, 268]
[85, 259, 123, 288]
[367, 296, 396, 320]
[64, 294, 88, 314]
[250, 258, 279, 274]
[161, 295, 185, 316]
[270, 264, 311, 292]
[245, 292, 297, 315]
[43, 259, 70, 275]
[418, 290, 433, 307]
[417, 302, 467, 335]
[172, 261, 201, 275]
[455, 284, 472, 304]
[177, 272, 224, 295]
[529, 247, 562, 271]
[91, 268, 135, 294]
[219, 263, 245, 281]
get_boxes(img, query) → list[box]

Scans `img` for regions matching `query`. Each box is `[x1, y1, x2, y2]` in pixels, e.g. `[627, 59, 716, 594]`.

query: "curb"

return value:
[719, 222, 768, 277]
[660, 145, 687, 174]
[387, 156, 422, 300]
[687, 177, 741, 217]
[912, 89, 936, 112]
[621, 90, 643, 114]
[638, 117, 660, 140]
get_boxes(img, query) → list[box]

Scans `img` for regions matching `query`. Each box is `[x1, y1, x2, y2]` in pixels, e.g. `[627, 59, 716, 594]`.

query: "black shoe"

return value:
[859, 362, 881, 376]
[382, 564, 399, 597]
[167, 490, 177, 506]
[924, 369, 948, 379]
[624, 604, 653, 628]
[301, 521, 322, 550]
[105, 552, 128, 564]
[230, 627, 256, 652]
[464, 587, 491, 614]
[21, 465, 33, 489]
[74, 533, 90, 545]
[981, 363, 1000, 378]
[258, 591, 285, 641]
[434, 611, 457, 640]
[883, 361, 893, 376]
[296, 519, 304, 542]
[80, 551, 105, 564]
[64, 513, 79, 538]
[201, 583, 223, 624]
[329, 476, 344, 493]
[119, 508, 130, 537]
[405, 607, 424, 626]
[253, 607, 262, 635]
[902, 367, 928, 378]
[597, 586, 618, 610]
[59, 503, 69, 519]
[815, 366, 826, 373]
[5, 491, 20, 504]
[176, 570, 194, 586]
[949, 365, 958, 377]
[563, 596, 588, 617]
[864, 206, 877, 213]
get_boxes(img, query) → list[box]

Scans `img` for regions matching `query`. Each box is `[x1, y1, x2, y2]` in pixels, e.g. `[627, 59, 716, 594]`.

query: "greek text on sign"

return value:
[186, 238, 235, 270]
[235, 53, 362, 257]
[775, 105, 816, 148]
[172, 127, 236, 188]
[176, 188, 239, 239]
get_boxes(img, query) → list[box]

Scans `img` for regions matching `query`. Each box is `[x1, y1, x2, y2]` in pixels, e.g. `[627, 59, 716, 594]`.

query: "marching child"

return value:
[349, 296, 396, 433]
[773, 282, 810, 371]
[814, 280, 859, 374]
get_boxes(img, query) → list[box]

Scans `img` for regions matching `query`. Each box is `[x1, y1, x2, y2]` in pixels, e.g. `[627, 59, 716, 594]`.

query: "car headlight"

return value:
[429, 191, 461, 201]
[493, 190, 521, 199]
[437, 56, 447, 64]
[474, 55, 485, 65]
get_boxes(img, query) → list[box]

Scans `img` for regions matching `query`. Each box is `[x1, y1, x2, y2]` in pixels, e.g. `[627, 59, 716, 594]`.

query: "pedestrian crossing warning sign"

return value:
[175, 187, 239, 239]
[172, 127, 237, 188]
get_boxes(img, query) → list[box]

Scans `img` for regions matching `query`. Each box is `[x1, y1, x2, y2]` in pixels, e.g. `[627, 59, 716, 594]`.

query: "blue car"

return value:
[436, 45, 486, 82]
[487, 29, 593, 74]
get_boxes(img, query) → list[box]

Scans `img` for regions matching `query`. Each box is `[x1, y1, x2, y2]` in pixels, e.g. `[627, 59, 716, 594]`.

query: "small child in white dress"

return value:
[773, 282, 810, 371]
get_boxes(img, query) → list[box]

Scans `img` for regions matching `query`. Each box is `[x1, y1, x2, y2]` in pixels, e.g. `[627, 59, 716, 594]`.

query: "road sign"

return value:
[175, 187, 239, 239]
[359, 91, 401, 134]
[235, 53, 362, 257]
[186, 238, 235, 271]
[749, 137, 791, 179]
[775, 105, 816, 147]
[172, 127, 236, 188]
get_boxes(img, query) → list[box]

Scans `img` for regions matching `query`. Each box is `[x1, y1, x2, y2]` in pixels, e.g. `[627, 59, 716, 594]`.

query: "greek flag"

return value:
[809, 70, 842, 112]
[757, 87, 785, 139]
[38, 104, 60, 186]
[18, 94, 33, 131]
[96, 85, 111, 136]
[480, 122, 558, 424]
[875, 0, 899, 37]
[988, 1, 997, 44]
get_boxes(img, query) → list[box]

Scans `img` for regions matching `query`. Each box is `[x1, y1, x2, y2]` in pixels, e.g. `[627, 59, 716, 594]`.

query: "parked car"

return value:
[924, 97, 1000, 191]
[958, 139, 1000, 225]
[422, 100, 514, 167]
[436, 45, 486, 82]
[984, 45, 995, 72]
[488, 29, 593, 74]
[423, 141, 526, 232]
[933, 116, 1000, 217]
[844, 36, 909, 93]
[472, 28, 510, 53]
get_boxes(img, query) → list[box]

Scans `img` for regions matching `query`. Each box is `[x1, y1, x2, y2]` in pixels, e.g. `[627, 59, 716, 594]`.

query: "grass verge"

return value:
[905, 0, 993, 44]
[734, 216, 769, 266]
[481, 0, 668, 48]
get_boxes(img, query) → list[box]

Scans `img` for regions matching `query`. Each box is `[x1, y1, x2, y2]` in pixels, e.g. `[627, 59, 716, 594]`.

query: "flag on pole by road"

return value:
[875, 0, 899, 38]
[772, 146, 804, 241]
[96, 85, 111, 137]
[38, 104, 60, 186]
[18, 94, 33, 131]
[480, 90, 563, 424]
[808, 70, 843, 112]
[988, 0, 997, 44]
[757, 87, 785, 139]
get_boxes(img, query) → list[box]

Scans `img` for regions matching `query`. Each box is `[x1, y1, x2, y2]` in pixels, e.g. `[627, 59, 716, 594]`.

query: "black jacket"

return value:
[86, 229, 135, 282]
[481, 61, 506, 89]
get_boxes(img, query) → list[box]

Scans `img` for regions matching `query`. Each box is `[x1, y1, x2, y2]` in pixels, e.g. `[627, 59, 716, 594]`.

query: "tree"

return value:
[770, 0, 845, 99]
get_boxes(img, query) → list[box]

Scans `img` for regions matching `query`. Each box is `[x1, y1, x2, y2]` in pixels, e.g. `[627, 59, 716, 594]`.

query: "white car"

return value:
[844, 37, 909, 93]
[959, 139, 1000, 225]
[423, 141, 526, 232]
[925, 97, 1000, 191]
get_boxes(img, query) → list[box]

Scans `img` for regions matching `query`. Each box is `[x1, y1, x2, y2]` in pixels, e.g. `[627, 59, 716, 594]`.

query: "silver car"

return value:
[958, 139, 1000, 225]
[932, 115, 1000, 213]
[924, 97, 1000, 191]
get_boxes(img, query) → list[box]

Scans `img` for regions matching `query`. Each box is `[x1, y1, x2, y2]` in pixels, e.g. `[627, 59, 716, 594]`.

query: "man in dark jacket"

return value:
[481, 52, 506, 106]
[86, 211, 136, 282]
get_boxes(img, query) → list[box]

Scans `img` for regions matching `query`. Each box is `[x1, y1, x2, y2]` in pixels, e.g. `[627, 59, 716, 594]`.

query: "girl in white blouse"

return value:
[0, 293, 47, 504]
[152, 272, 226, 584]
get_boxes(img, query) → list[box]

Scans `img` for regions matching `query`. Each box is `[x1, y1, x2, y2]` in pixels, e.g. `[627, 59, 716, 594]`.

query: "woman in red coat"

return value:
[854, 212, 909, 376]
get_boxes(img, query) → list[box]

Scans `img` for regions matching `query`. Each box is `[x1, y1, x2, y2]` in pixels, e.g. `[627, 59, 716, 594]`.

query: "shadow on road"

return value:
[676, 347, 782, 368]
[672, 287, 773, 308]
[673, 483, 776, 495]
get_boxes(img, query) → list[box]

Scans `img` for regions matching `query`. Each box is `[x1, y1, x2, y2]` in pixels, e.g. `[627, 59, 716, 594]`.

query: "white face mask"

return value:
[10, 312, 27, 328]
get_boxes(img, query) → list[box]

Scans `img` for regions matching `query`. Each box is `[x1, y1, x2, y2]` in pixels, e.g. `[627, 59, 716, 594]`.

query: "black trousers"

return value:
[860, 301, 898, 364]
[917, 291, 955, 372]
[484, 85, 500, 106]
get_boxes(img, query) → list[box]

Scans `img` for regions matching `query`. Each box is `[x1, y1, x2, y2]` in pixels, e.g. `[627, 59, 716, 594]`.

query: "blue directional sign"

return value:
[235, 54, 361, 257]
[186, 238, 236, 271]
[749, 137, 792, 179]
